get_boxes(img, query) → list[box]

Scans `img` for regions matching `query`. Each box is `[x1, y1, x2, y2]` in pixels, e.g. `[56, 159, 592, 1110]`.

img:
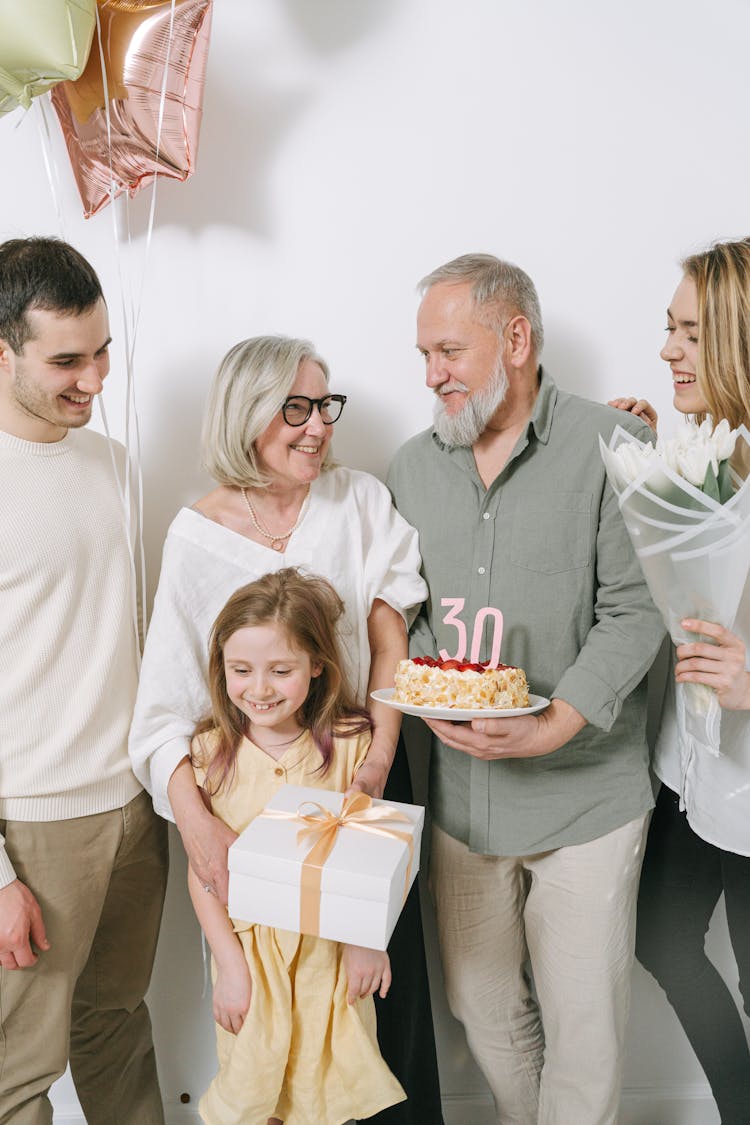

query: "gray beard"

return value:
[433, 358, 509, 447]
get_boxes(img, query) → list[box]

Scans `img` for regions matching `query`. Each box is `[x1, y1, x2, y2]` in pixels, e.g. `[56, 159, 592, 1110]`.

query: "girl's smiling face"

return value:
[223, 622, 321, 750]
[661, 275, 708, 415]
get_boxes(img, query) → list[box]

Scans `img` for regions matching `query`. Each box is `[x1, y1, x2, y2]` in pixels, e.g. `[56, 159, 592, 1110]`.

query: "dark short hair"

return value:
[0, 237, 104, 353]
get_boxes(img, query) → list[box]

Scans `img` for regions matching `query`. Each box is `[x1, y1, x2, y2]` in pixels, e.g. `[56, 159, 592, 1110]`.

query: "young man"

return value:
[388, 253, 665, 1124]
[0, 237, 168, 1123]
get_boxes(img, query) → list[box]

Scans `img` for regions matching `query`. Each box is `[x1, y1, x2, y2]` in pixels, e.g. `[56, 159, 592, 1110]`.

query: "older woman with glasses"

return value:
[129, 335, 444, 1124]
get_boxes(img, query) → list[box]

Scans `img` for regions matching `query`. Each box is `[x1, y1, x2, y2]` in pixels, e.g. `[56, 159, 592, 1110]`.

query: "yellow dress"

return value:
[193, 727, 406, 1125]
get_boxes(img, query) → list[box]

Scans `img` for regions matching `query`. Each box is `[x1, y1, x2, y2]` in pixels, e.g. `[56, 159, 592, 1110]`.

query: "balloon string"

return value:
[89, 0, 178, 645]
[122, 194, 148, 648]
[127, 0, 175, 357]
[96, 395, 143, 668]
[121, 0, 176, 640]
[94, 5, 149, 647]
[34, 96, 67, 240]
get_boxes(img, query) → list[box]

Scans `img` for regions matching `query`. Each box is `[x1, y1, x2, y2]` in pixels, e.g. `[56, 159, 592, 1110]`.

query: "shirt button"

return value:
[274, 767, 284, 777]
[478, 566, 486, 575]
[482, 512, 490, 520]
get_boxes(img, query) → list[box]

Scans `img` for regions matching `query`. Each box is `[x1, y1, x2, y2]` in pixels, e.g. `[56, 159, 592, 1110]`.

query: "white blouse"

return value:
[128, 467, 426, 820]
[653, 571, 750, 856]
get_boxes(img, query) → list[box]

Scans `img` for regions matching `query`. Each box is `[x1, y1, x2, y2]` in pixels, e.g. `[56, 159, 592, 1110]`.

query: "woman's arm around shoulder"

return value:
[170, 755, 239, 904]
[347, 598, 407, 799]
[188, 863, 251, 1034]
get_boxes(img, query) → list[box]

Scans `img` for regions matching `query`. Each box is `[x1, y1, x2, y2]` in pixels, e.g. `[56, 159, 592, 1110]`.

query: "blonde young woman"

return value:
[130, 336, 444, 1124]
[611, 238, 750, 1125]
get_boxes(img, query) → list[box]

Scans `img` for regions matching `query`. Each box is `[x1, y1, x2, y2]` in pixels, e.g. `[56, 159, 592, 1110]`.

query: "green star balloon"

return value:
[0, 0, 96, 116]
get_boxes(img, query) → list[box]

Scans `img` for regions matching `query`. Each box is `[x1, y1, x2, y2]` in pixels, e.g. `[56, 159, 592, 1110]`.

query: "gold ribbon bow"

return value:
[262, 791, 415, 937]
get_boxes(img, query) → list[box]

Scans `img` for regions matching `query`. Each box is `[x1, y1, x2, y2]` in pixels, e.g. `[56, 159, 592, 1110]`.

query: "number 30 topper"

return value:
[439, 598, 504, 667]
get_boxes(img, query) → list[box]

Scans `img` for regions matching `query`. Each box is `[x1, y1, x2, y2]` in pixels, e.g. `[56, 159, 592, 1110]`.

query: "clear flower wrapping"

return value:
[600, 421, 750, 761]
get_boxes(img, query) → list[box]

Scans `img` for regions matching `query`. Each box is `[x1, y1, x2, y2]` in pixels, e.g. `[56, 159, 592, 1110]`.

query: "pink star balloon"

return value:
[51, 0, 212, 217]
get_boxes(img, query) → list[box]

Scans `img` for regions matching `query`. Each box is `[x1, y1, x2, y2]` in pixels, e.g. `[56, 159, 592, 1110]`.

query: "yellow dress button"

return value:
[274, 767, 284, 777]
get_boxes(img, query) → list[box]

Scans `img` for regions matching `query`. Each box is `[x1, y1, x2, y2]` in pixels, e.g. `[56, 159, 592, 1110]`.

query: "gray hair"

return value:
[201, 335, 330, 488]
[418, 253, 544, 355]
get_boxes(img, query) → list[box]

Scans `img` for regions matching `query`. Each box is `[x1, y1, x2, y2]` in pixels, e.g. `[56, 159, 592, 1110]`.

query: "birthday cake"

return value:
[394, 656, 530, 710]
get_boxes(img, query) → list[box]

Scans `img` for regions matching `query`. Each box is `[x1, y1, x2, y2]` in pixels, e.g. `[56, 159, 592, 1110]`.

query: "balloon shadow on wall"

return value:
[97, 0, 401, 237]
[332, 394, 432, 482]
[107, 76, 308, 237]
[281, 0, 400, 53]
[139, 357, 213, 603]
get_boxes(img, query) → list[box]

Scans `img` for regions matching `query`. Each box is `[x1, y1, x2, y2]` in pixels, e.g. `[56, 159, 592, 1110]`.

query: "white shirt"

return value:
[128, 466, 426, 820]
[653, 572, 750, 856]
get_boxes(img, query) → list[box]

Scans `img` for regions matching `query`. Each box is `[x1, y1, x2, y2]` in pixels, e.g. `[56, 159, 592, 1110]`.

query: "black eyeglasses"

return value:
[281, 394, 347, 427]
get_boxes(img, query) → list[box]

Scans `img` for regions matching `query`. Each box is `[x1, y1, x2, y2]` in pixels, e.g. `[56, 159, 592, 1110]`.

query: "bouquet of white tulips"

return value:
[600, 419, 750, 759]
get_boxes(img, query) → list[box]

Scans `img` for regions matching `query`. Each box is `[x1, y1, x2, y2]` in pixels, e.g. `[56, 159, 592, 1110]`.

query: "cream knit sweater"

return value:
[0, 427, 142, 886]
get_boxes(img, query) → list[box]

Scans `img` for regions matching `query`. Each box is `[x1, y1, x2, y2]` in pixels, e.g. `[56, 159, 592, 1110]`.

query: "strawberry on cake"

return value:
[394, 656, 530, 710]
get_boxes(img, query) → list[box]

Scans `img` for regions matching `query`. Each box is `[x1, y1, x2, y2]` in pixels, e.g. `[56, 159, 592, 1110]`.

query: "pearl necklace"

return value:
[240, 486, 310, 551]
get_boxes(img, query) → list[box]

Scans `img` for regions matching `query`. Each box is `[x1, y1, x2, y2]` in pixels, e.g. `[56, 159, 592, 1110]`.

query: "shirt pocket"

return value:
[509, 491, 592, 574]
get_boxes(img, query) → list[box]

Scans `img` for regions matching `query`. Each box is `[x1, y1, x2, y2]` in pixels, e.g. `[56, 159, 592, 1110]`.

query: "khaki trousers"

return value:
[430, 815, 649, 1125]
[0, 790, 169, 1125]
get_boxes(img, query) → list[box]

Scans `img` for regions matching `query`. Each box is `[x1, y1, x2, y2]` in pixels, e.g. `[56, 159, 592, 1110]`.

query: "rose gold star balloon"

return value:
[51, 0, 212, 217]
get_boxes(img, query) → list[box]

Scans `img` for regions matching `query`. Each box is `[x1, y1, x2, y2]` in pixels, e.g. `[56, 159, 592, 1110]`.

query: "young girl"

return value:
[188, 567, 406, 1125]
[612, 238, 750, 1125]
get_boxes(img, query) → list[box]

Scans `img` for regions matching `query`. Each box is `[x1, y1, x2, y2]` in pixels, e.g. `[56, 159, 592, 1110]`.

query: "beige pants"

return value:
[0, 790, 169, 1125]
[430, 815, 649, 1125]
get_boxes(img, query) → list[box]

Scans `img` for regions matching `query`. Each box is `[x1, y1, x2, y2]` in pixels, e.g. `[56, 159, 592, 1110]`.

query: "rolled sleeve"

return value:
[552, 470, 665, 731]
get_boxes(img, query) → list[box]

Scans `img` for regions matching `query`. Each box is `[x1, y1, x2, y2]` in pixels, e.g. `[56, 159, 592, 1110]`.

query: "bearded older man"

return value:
[388, 254, 665, 1125]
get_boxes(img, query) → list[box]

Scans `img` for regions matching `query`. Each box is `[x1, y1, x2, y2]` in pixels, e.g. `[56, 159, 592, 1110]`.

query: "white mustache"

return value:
[436, 379, 470, 396]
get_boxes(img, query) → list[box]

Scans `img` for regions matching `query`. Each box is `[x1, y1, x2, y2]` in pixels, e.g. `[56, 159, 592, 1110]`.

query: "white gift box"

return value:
[227, 784, 424, 951]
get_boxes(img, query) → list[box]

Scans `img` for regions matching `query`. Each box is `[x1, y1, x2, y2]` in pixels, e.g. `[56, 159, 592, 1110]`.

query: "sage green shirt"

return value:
[388, 369, 665, 855]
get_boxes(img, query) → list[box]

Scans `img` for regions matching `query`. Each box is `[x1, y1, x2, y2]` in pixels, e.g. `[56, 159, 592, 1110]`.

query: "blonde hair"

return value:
[200, 335, 331, 488]
[682, 238, 750, 429]
[193, 568, 371, 796]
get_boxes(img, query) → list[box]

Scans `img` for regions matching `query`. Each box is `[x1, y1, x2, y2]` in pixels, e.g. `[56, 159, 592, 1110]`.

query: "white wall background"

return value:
[1, 1, 748, 1121]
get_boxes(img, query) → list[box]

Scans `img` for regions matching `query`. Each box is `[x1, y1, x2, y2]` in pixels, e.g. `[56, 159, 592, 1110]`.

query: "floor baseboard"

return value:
[50, 1086, 721, 1124]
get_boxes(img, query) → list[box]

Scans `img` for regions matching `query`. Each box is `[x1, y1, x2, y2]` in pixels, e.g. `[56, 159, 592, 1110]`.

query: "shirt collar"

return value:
[528, 366, 557, 445]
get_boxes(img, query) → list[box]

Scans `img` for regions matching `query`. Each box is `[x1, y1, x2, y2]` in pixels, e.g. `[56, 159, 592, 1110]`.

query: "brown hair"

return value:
[0, 237, 104, 353]
[193, 568, 371, 796]
[682, 238, 750, 429]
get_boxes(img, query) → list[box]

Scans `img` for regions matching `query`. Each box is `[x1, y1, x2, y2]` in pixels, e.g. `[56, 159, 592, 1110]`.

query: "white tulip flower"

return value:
[711, 418, 737, 463]
[611, 418, 738, 497]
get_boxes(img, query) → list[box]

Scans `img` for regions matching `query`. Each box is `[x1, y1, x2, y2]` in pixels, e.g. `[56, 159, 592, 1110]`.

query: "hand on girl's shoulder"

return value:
[607, 396, 658, 433]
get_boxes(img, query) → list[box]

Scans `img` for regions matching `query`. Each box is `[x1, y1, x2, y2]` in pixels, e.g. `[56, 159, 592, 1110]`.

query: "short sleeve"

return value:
[334, 725, 374, 789]
[190, 733, 209, 789]
[351, 472, 427, 626]
[352, 727, 373, 774]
